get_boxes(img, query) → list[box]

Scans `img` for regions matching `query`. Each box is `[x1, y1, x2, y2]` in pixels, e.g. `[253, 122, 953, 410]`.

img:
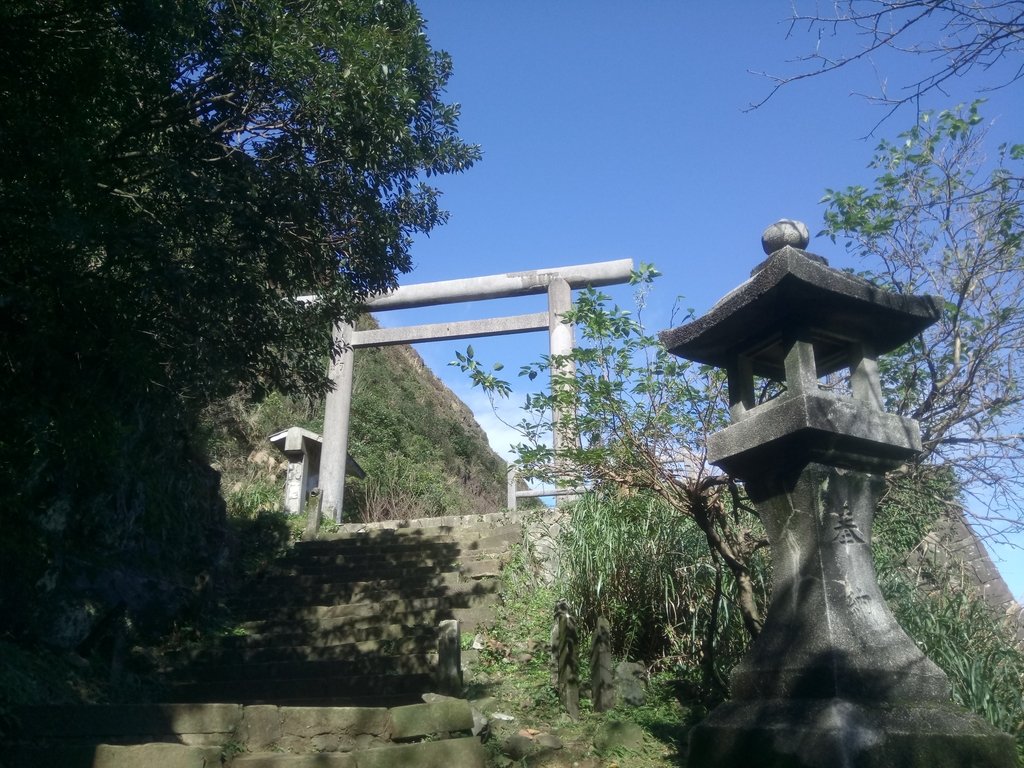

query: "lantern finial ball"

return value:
[762, 219, 810, 254]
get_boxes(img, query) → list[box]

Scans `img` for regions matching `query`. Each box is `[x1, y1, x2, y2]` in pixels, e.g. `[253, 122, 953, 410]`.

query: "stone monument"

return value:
[659, 221, 1016, 767]
[268, 426, 364, 516]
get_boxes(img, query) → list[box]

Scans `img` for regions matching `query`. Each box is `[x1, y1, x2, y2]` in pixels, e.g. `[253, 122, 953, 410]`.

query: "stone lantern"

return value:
[659, 221, 1016, 767]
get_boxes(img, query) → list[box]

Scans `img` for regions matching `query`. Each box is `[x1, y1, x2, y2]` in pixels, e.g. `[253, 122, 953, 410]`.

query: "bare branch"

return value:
[754, 1, 1024, 125]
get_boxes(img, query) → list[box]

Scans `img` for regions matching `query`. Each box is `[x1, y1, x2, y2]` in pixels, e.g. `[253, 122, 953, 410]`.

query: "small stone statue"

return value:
[550, 599, 579, 720]
[590, 617, 615, 711]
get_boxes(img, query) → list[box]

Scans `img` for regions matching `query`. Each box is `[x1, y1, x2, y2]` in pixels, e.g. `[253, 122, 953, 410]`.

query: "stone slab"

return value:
[16, 704, 244, 739]
[231, 753, 357, 768]
[687, 698, 1017, 768]
[237, 705, 283, 751]
[277, 706, 389, 753]
[351, 311, 549, 348]
[708, 391, 921, 478]
[93, 743, 221, 768]
[322, 510, 525, 535]
[357, 258, 632, 311]
[387, 699, 474, 741]
[354, 737, 486, 768]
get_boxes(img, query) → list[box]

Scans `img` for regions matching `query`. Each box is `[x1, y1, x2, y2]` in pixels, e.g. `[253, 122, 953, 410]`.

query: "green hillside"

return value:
[204, 313, 509, 525]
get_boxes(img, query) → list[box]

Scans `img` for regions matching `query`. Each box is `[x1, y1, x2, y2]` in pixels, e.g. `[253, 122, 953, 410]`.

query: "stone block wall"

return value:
[522, 508, 569, 585]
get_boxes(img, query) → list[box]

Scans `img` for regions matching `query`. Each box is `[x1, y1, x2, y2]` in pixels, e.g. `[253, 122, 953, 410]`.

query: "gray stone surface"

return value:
[231, 736, 486, 767]
[687, 699, 1017, 768]
[761, 219, 809, 254]
[351, 311, 549, 347]
[436, 618, 463, 695]
[550, 599, 580, 720]
[523, 508, 568, 584]
[613, 661, 647, 708]
[708, 391, 922, 481]
[387, 699, 474, 741]
[593, 720, 646, 756]
[236, 704, 282, 751]
[92, 743, 220, 768]
[502, 733, 537, 761]
[18, 703, 244, 740]
[355, 737, 487, 768]
[11, 700, 488, 767]
[536, 732, 564, 749]
[731, 464, 950, 702]
[590, 617, 615, 711]
[232, 754, 357, 768]
[278, 706, 388, 753]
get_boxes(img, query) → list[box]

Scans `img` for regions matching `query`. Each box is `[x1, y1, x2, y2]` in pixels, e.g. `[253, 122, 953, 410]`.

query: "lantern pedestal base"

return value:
[685, 698, 1017, 768]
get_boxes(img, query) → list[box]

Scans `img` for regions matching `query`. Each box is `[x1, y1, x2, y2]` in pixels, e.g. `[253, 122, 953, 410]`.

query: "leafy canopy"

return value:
[1, 0, 479, 403]
[0, 0, 478, 642]
[451, 268, 770, 646]
[821, 102, 1024, 535]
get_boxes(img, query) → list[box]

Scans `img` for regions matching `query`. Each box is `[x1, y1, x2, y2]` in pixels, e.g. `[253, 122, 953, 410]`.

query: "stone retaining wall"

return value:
[332, 509, 526, 534]
[11, 699, 481, 767]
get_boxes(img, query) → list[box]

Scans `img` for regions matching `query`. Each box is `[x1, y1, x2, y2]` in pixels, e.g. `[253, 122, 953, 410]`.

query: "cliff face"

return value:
[915, 510, 1024, 640]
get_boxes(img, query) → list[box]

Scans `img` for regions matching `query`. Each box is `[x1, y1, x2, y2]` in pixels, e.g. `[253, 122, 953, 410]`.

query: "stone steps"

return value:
[8, 514, 519, 766]
[286, 532, 517, 560]
[8, 701, 487, 767]
[260, 557, 499, 581]
[230, 737, 486, 768]
[290, 525, 521, 551]
[168, 652, 437, 683]
[175, 633, 438, 666]
[165, 671, 437, 705]
[231, 584, 499, 623]
[164, 513, 519, 709]
[310, 511, 523, 536]
[234, 571, 499, 606]
[274, 542, 509, 565]
[206, 606, 494, 650]
[261, 547, 498, 569]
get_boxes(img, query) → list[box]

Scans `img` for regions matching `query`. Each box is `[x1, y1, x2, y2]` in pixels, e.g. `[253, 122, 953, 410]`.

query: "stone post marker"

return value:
[659, 220, 1016, 768]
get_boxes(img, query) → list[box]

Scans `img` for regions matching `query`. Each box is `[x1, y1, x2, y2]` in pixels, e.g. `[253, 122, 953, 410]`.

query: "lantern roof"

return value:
[659, 246, 942, 380]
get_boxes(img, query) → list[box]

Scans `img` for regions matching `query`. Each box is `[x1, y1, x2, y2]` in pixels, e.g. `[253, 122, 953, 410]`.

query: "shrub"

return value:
[883, 568, 1024, 754]
[556, 492, 767, 695]
[347, 453, 462, 523]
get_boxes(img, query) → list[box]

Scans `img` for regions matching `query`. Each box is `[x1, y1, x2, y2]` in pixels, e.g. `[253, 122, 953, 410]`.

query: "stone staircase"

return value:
[10, 700, 489, 767]
[8, 511, 523, 767]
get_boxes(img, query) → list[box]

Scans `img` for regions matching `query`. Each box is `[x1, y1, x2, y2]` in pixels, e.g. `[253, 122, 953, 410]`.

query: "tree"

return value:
[0, 0, 478, 646]
[820, 102, 1024, 537]
[452, 269, 771, 653]
[755, 1, 1024, 122]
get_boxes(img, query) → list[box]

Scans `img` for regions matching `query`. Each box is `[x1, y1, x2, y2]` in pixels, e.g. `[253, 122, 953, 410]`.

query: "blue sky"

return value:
[373, 3, 1023, 597]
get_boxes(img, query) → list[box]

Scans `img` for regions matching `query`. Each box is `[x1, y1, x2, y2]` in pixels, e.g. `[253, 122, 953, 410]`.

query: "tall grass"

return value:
[347, 453, 463, 523]
[556, 492, 767, 693]
[869, 467, 1024, 752]
[882, 567, 1024, 754]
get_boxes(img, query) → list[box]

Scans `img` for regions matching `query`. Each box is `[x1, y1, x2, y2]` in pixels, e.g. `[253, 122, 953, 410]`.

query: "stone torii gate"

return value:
[318, 259, 634, 523]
